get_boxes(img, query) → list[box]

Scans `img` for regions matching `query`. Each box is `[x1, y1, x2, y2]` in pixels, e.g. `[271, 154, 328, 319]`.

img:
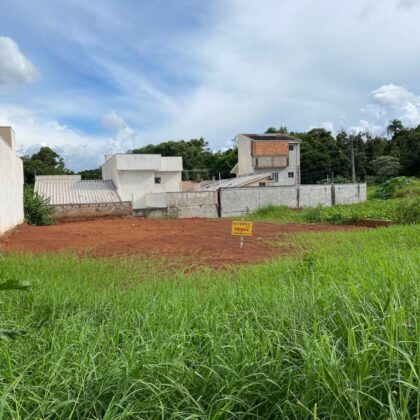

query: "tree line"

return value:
[22, 119, 419, 185]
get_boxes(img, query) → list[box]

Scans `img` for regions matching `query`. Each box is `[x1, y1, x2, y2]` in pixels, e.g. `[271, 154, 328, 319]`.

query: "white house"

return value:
[102, 154, 183, 209]
[231, 133, 301, 186]
[0, 127, 24, 234]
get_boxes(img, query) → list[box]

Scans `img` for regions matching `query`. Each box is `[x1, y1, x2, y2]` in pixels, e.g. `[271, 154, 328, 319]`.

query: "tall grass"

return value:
[0, 226, 419, 418]
[248, 197, 420, 225]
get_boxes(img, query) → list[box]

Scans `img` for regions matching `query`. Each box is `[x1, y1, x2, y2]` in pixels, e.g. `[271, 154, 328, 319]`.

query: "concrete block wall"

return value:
[298, 185, 333, 207]
[52, 202, 132, 221]
[335, 183, 367, 204]
[220, 183, 366, 217]
[0, 136, 24, 234]
[145, 191, 218, 218]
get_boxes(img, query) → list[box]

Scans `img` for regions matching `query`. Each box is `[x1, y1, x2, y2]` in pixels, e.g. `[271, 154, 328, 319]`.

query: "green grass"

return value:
[1, 225, 419, 418]
[247, 197, 420, 225]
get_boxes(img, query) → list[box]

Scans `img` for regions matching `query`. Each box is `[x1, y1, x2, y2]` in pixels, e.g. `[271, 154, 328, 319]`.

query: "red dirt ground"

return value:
[0, 218, 362, 267]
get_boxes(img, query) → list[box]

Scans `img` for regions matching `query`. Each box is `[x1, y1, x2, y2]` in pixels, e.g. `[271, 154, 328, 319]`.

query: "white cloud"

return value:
[367, 84, 420, 126]
[0, 37, 38, 86]
[348, 120, 385, 137]
[0, 105, 142, 171]
[101, 111, 127, 130]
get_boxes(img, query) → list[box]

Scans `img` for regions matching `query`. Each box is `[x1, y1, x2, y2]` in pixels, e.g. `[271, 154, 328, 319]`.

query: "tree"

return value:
[23, 146, 72, 185]
[79, 168, 102, 180]
[131, 138, 237, 181]
[294, 128, 349, 184]
[370, 156, 401, 182]
[386, 119, 404, 138]
[265, 126, 289, 134]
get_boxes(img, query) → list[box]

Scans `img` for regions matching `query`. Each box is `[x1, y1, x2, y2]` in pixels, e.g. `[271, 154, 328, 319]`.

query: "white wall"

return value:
[237, 134, 253, 176]
[102, 154, 183, 210]
[116, 170, 182, 209]
[0, 136, 24, 234]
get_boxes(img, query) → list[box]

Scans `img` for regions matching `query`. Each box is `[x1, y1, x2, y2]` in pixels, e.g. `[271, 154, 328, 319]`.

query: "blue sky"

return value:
[1, 0, 420, 171]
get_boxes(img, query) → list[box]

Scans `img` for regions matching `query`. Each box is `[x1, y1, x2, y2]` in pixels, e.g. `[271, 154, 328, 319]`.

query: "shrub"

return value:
[23, 187, 55, 226]
[395, 197, 420, 224]
[373, 176, 411, 199]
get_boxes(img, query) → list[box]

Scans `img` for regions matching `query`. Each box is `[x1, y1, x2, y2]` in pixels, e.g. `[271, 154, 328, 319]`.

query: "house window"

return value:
[259, 182, 266, 187]
[288, 172, 294, 178]
[272, 172, 279, 182]
[154, 177, 161, 184]
[289, 144, 294, 151]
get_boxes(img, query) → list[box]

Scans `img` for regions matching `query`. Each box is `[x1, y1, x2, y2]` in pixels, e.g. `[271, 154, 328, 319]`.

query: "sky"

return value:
[0, 0, 420, 171]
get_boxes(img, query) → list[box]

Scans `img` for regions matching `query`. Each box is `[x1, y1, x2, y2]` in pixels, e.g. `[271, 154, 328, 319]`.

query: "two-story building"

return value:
[102, 153, 183, 209]
[231, 133, 301, 186]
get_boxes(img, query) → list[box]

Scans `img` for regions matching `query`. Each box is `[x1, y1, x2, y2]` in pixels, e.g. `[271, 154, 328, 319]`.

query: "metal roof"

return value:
[35, 177, 123, 205]
[242, 133, 301, 142]
[201, 173, 271, 192]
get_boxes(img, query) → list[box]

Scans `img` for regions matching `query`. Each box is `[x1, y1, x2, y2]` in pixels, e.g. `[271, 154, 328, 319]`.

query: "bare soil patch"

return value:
[0, 218, 362, 267]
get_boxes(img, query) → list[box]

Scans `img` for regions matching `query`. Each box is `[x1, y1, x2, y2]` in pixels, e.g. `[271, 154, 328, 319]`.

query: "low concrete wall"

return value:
[145, 191, 218, 218]
[0, 137, 24, 234]
[335, 183, 367, 204]
[220, 183, 367, 217]
[52, 202, 132, 221]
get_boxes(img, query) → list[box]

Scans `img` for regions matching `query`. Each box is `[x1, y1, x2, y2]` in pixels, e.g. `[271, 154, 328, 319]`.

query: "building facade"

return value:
[0, 127, 24, 234]
[102, 154, 183, 209]
[231, 133, 301, 186]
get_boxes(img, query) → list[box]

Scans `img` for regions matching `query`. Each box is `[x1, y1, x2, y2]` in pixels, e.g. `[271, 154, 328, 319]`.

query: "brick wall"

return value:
[252, 141, 289, 156]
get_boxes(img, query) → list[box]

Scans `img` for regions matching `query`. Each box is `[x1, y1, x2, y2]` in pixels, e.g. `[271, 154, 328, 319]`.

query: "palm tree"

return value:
[386, 119, 404, 138]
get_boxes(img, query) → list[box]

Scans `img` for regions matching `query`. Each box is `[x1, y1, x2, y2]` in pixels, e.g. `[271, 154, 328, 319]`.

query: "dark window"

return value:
[289, 144, 294, 151]
[272, 172, 279, 182]
[288, 172, 294, 178]
[154, 177, 161, 184]
[259, 182, 266, 187]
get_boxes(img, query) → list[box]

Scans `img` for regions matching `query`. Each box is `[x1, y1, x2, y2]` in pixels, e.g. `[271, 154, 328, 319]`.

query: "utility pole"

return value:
[350, 136, 356, 183]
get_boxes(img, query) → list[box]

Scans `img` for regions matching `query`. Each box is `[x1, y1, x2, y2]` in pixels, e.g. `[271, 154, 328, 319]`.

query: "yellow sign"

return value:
[231, 221, 253, 237]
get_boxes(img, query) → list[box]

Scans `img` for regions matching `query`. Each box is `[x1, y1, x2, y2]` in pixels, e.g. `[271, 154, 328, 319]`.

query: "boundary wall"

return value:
[143, 184, 366, 219]
[220, 183, 366, 217]
[52, 202, 132, 221]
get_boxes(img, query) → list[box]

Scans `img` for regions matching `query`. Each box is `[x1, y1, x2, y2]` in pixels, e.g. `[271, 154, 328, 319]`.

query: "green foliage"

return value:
[374, 176, 413, 199]
[249, 197, 420, 225]
[371, 155, 401, 182]
[0, 280, 30, 340]
[132, 138, 237, 180]
[0, 226, 418, 417]
[296, 128, 350, 184]
[78, 167, 102, 180]
[23, 187, 55, 226]
[23, 146, 72, 185]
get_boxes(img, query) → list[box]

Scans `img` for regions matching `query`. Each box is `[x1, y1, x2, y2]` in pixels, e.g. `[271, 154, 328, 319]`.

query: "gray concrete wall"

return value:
[0, 134, 24, 234]
[335, 183, 367, 204]
[145, 191, 218, 218]
[220, 183, 367, 217]
[52, 202, 132, 221]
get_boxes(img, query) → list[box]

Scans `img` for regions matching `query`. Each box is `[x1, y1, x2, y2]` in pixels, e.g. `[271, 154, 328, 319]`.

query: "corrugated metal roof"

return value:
[36, 175, 82, 181]
[34, 178, 123, 205]
[201, 173, 271, 192]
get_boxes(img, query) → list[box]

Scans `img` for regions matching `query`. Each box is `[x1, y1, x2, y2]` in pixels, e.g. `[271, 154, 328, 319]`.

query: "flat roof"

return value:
[242, 133, 301, 142]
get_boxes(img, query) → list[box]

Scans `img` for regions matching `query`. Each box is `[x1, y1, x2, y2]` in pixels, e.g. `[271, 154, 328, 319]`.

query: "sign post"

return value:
[231, 221, 253, 248]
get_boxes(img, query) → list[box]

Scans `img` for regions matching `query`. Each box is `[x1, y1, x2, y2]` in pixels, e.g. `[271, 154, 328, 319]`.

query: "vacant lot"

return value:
[0, 217, 361, 266]
[1, 225, 419, 418]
